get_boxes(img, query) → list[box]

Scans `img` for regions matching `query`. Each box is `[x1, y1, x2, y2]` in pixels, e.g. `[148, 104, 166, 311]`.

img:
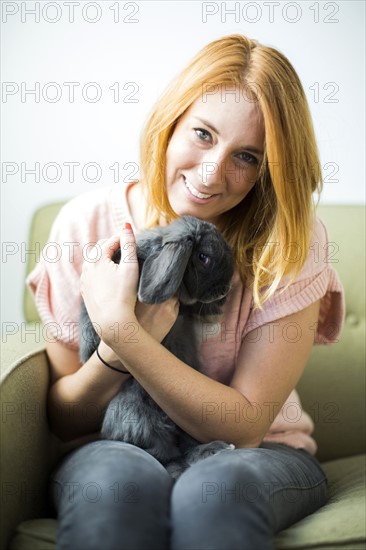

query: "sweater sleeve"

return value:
[242, 217, 345, 344]
[26, 200, 88, 350]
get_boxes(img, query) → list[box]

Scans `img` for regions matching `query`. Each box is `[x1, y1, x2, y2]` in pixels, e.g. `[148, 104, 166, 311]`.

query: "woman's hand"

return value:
[80, 222, 179, 349]
[80, 223, 139, 347]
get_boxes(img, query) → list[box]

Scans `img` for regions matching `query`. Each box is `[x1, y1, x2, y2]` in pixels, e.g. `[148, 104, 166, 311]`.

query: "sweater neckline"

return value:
[110, 180, 139, 234]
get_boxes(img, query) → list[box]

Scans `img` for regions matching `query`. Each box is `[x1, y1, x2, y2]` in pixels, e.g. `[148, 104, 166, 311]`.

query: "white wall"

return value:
[1, 0, 365, 328]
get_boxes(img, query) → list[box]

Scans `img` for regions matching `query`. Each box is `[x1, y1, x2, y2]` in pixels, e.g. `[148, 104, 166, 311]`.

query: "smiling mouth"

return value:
[184, 177, 215, 200]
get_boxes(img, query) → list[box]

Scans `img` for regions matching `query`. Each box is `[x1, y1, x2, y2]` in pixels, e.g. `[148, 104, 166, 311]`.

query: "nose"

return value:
[197, 150, 227, 188]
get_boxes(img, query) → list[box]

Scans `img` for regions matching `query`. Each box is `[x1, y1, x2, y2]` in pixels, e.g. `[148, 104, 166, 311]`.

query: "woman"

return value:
[28, 34, 344, 549]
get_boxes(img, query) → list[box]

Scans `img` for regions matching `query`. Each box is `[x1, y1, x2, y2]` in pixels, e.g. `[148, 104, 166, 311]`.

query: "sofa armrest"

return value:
[0, 337, 63, 550]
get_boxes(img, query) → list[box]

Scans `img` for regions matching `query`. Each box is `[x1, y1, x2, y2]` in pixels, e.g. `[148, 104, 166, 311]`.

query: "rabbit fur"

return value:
[79, 215, 236, 478]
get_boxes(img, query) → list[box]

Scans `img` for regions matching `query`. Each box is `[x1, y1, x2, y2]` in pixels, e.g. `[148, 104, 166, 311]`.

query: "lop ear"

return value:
[138, 240, 193, 303]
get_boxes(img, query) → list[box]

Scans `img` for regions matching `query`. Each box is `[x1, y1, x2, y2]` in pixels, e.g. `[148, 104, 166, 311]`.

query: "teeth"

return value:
[184, 177, 213, 199]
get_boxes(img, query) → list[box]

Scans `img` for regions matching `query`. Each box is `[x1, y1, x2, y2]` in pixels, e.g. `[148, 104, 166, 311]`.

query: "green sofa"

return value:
[1, 203, 365, 550]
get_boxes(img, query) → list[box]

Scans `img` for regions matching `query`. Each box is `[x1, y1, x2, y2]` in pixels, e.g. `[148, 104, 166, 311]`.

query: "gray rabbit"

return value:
[79, 215, 235, 478]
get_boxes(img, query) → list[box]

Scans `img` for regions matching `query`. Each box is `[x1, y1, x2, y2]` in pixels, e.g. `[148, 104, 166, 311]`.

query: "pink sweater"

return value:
[27, 183, 345, 455]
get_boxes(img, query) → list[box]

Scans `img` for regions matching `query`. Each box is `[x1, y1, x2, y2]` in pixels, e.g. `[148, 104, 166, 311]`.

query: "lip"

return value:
[183, 176, 219, 204]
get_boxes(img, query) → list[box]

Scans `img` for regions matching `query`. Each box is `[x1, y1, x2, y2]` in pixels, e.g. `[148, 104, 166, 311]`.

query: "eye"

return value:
[238, 151, 258, 165]
[198, 252, 211, 265]
[194, 128, 212, 142]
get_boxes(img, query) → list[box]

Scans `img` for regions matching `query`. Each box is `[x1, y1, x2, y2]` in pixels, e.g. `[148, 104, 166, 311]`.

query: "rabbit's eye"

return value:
[198, 252, 211, 265]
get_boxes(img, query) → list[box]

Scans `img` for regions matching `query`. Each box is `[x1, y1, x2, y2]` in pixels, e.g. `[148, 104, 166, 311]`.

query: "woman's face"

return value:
[165, 86, 265, 224]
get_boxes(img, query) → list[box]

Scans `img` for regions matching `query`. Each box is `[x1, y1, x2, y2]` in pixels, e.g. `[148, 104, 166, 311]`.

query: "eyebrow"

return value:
[193, 117, 264, 156]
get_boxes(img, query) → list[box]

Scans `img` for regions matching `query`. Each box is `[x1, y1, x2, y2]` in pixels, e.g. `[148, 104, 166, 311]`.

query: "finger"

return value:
[164, 296, 180, 309]
[119, 222, 138, 266]
[117, 223, 139, 297]
[99, 235, 121, 260]
[165, 296, 179, 308]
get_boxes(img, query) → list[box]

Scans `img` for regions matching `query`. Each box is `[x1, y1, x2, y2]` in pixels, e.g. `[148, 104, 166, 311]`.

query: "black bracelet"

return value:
[96, 347, 130, 375]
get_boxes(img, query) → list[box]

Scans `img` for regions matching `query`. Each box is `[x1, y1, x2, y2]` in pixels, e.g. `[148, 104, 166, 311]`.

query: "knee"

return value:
[63, 440, 167, 474]
[52, 441, 173, 504]
[171, 450, 274, 550]
[53, 442, 173, 550]
[173, 449, 266, 505]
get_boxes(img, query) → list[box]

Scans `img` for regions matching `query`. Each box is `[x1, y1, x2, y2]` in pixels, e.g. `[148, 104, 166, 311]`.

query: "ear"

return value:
[138, 240, 193, 303]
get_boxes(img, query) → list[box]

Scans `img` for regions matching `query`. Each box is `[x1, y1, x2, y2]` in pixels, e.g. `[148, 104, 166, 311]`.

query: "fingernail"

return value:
[122, 222, 133, 232]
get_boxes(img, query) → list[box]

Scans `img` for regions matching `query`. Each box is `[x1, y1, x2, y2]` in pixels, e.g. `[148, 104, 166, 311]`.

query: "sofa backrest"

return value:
[24, 202, 66, 323]
[24, 202, 366, 462]
[298, 205, 365, 462]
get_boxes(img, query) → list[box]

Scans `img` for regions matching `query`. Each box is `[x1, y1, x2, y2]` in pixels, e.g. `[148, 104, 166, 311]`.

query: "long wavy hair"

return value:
[139, 34, 322, 309]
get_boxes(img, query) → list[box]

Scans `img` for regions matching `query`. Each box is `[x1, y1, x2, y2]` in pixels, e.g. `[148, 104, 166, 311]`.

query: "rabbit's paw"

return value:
[185, 441, 235, 465]
[165, 459, 188, 481]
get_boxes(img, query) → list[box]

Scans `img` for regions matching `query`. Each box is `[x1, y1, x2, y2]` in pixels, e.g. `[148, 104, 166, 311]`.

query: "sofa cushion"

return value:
[9, 455, 365, 550]
[275, 454, 366, 549]
[9, 520, 57, 550]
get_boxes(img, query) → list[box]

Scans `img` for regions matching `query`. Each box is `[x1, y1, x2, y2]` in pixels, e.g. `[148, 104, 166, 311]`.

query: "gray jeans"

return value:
[50, 440, 328, 550]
